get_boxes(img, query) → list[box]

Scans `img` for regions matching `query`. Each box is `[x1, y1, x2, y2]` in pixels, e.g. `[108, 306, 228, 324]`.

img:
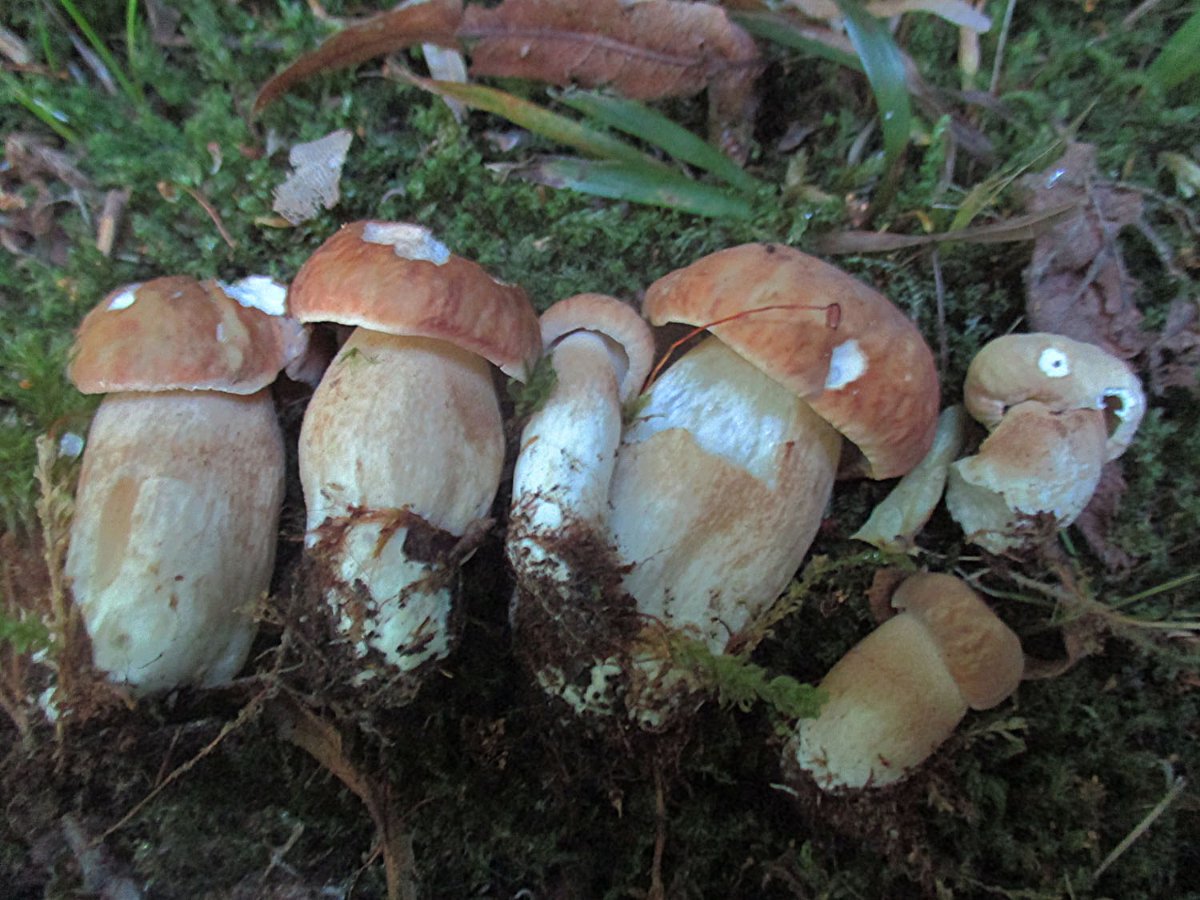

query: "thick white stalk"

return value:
[299, 328, 503, 673]
[66, 389, 284, 694]
[608, 337, 842, 650]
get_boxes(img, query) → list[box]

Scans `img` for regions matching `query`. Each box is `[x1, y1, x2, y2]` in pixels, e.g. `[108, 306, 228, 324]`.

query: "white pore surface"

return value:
[361, 221, 452, 264]
[218, 276, 288, 316]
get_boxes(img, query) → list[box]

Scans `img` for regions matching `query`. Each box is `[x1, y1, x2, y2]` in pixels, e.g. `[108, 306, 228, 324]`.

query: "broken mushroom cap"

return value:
[288, 220, 541, 379]
[69, 275, 307, 394]
[785, 573, 1023, 791]
[890, 572, 1025, 710]
[963, 333, 1145, 461]
[538, 293, 655, 402]
[643, 243, 940, 478]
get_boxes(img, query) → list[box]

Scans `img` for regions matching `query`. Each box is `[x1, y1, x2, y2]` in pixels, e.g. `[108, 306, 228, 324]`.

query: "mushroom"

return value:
[507, 294, 655, 716]
[945, 333, 1146, 552]
[508, 244, 940, 727]
[611, 244, 939, 723]
[65, 275, 306, 694]
[291, 221, 540, 681]
[784, 573, 1024, 792]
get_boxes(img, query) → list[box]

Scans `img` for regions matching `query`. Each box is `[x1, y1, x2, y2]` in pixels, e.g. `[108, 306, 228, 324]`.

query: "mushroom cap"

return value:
[539, 293, 655, 402]
[946, 401, 1108, 552]
[288, 220, 542, 380]
[69, 275, 308, 395]
[891, 573, 1024, 710]
[963, 333, 1145, 461]
[642, 243, 939, 478]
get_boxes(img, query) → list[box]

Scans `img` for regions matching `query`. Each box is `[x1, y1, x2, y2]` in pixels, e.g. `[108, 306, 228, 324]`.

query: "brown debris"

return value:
[1074, 463, 1135, 572]
[1017, 142, 1149, 360]
[1147, 296, 1200, 394]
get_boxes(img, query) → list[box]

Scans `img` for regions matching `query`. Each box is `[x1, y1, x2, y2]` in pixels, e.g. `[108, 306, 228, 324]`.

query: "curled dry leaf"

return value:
[851, 405, 966, 553]
[462, 0, 761, 159]
[1016, 142, 1149, 360]
[272, 128, 354, 225]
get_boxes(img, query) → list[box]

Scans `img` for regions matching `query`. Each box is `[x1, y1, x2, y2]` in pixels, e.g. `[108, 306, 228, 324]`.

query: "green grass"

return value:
[1, 0, 1197, 896]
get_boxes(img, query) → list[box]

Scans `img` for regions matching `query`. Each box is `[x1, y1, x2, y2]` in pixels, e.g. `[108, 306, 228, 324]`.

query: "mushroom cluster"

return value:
[509, 244, 940, 727]
[783, 573, 1024, 792]
[65, 275, 306, 694]
[946, 333, 1145, 552]
[290, 221, 540, 686]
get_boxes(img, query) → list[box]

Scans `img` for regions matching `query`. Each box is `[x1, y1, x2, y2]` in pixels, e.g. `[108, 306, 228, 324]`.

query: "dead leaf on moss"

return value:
[253, 0, 464, 112]
[1147, 296, 1200, 394]
[1074, 463, 1134, 572]
[272, 128, 353, 225]
[1016, 142, 1149, 360]
[462, 0, 761, 159]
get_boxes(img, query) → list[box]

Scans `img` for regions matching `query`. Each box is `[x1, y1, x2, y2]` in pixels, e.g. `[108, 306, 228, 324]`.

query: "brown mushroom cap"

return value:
[69, 276, 308, 395]
[539, 293, 654, 402]
[963, 333, 1145, 461]
[891, 573, 1024, 710]
[642, 243, 939, 478]
[288, 220, 542, 380]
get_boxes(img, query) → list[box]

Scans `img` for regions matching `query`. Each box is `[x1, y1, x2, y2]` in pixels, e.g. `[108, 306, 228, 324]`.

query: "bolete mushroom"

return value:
[946, 333, 1146, 552]
[507, 294, 655, 715]
[65, 275, 305, 694]
[784, 572, 1024, 791]
[291, 221, 540, 681]
[509, 244, 940, 727]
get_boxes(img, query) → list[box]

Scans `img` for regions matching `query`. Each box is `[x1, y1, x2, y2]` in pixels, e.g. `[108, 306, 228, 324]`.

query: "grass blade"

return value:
[407, 76, 670, 172]
[1146, 8, 1200, 91]
[732, 12, 862, 71]
[833, 0, 911, 216]
[557, 89, 768, 195]
[56, 0, 144, 105]
[509, 157, 756, 219]
[0, 72, 80, 144]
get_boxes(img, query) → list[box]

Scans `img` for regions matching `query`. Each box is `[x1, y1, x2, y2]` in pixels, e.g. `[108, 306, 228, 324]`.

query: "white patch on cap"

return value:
[1038, 347, 1071, 378]
[824, 339, 867, 391]
[107, 285, 141, 311]
[361, 221, 451, 265]
[218, 276, 287, 317]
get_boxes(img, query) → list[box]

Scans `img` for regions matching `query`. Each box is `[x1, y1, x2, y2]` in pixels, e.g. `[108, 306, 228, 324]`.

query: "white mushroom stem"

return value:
[608, 337, 842, 652]
[299, 328, 504, 673]
[66, 389, 284, 694]
[510, 330, 626, 554]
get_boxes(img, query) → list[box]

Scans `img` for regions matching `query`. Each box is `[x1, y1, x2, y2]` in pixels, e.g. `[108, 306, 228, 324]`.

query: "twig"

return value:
[988, 0, 1018, 95]
[648, 760, 667, 900]
[931, 247, 948, 380]
[179, 185, 237, 249]
[1093, 771, 1187, 880]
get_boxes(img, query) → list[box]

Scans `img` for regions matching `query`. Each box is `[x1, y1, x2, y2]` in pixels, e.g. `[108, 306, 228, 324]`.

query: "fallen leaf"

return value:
[1074, 462, 1135, 571]
[272, 129, 354, 225]
[1016, 142, 1149, 360]
[462, 0, 761, 160]
[780, 0, 991, 31]
[253, 0, 464, 113]
[1147, 296, 1200, 394]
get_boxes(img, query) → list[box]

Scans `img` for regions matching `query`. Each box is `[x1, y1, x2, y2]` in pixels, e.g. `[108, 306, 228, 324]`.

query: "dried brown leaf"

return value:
[1074, 462, 1135, 572]
[272, 128, 353, 225]
[463, 0, 761, 159]
[253, 0, 464, 113]
[1017, 142, 1149, 360]
[1147, 296, 1200, 394]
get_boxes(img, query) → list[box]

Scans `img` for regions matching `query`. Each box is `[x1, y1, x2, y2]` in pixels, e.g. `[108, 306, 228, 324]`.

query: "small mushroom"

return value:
[291, 221, 540, 681]
[507, 294, 655, 716]
[946, 333, 1146, 552]
[784, 573, 1024, 792]
[65, 275, 305, 694]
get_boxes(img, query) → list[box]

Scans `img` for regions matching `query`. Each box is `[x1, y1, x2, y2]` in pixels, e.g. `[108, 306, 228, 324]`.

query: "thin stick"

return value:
[1093, 775, 1187, 879]
[988, 0, 1018, 95]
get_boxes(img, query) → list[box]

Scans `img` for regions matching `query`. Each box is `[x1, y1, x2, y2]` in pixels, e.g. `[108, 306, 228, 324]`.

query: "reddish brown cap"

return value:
[642, 244, 939, 478]
[891, 573, 1024, 710]
[69, 276, 308, 395]
[288, 221, 542, 380]
[539, 293, 654, 402]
